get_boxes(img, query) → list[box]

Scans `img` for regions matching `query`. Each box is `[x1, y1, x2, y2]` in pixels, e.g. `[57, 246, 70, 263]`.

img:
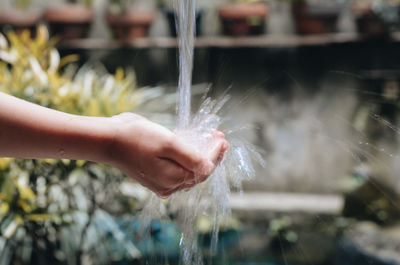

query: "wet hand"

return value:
[105, 113, 229, 198]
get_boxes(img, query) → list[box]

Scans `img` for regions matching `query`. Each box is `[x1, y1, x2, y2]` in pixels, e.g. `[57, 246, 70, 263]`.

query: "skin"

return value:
[0, 92, 229, 197]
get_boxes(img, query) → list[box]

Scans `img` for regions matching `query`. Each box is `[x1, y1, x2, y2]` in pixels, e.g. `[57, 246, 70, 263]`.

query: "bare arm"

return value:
[0, 92, 114, 161]
[0, 92, 229, 197]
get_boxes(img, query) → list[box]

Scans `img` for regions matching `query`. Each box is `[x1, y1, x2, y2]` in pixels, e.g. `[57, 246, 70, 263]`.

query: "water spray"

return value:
[140, 1, 264, 264]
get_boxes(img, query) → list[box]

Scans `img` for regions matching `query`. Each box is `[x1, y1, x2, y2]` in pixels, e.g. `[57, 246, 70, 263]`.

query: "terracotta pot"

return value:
[164, 10, 203, 37]
[45, 5, 93, 40]
[292, 2, 341, 35]
[218, 3, 269, 36]
[352, 3, 394, 38]
[0, 10, 41, 35]
[106, 11, 154, 41]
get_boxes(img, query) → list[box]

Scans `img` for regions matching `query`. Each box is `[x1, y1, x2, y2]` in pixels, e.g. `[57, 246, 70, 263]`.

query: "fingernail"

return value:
[223, 141, 230, 151]
[214, 131, 225, 138]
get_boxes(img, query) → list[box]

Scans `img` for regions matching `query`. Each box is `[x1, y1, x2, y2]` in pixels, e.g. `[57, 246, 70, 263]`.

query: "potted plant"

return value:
[352, 0, 400, 38]
[290, 0, 342, 35]
[0, 0, 41, 35]
[106, 0, 155, 41]
[218, 0, 269, 36]
[44, 0, 95, 40]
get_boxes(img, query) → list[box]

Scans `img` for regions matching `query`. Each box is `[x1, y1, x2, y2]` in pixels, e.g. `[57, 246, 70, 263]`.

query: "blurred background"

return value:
[0, 0, 400, 264]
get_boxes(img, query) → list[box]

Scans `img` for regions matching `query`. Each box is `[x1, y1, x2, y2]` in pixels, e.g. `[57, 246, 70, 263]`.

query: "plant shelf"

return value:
[57, 33, 368, 50]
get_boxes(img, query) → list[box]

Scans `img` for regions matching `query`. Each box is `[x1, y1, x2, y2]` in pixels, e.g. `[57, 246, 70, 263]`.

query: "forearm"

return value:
[0, 92, 114, 162]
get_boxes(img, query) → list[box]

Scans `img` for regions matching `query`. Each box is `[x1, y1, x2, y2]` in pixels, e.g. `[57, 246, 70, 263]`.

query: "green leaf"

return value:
[1, 177, 16, 203]
[1, 214, 21, 239]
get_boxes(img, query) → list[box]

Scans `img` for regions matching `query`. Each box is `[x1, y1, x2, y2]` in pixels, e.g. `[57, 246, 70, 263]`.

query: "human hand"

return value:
[104, 113, 229, 197]
[0, 92, 228, 193]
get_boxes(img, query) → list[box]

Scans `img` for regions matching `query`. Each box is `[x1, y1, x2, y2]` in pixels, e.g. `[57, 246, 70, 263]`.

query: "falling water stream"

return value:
[140, 0, 263, 264]
[176, 0, 196, 129]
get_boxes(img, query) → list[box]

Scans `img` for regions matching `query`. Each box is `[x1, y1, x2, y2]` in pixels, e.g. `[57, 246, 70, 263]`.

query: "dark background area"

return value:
[59, 39, 400, 93]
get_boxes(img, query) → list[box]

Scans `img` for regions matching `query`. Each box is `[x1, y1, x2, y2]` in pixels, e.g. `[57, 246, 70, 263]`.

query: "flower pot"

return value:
[292, 2, 341, 35]
[164, 9, 203, 37]
[352, 3, 396, 38]
[0, 10, 41, 35]
[106, 10, 155, 41]
[44, 5, 93, 40]
[218, 3, 269, 36]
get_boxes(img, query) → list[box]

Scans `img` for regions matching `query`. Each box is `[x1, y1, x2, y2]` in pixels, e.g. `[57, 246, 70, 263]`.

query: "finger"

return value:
[222, 140, 230, 152]
[158, 167, 193, 197]
[213, 130, 225, 138]
[176, 165, 196, 186]
[179, 173, 210, 191]
[201, 139, 227, 175]
[156, 157, 205, 191]
[217, 141, 229, 163]
[160, 159, 205, 190]
[193, 174, 208, 186]
[157, 169, 196, 197]
[180, 182, 196, 192]
[160, 137, 213, 175]
[156, 185, 181, 198]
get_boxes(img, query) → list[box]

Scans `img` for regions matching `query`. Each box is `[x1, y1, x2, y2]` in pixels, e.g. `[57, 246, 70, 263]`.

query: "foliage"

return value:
[268, 216, 298, 247]
[0, 29, 140, 117]
[108, 0, 135, 15]
[0, 26, 163, 265]
[14, 0, 32, 10]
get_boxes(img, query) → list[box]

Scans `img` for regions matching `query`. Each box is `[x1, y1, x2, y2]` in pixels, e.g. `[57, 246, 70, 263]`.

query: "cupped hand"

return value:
[105, 113, 229, 198]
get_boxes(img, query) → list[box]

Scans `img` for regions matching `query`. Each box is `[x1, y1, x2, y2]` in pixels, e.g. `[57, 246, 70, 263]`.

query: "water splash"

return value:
[140, 0, 263, 264]
[141, 93, 264, 265]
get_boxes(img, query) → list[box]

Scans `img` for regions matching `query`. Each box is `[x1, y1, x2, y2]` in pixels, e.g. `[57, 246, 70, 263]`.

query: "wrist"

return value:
[65, 115, 118, 164]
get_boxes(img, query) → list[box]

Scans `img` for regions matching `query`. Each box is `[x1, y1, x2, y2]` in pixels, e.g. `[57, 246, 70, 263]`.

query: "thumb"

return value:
[160, 138, 214, 175]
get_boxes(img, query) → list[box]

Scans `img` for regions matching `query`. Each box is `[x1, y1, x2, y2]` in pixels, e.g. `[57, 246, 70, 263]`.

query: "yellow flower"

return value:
[0, 202, 9, 214]
[0, 158, 12, 170]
